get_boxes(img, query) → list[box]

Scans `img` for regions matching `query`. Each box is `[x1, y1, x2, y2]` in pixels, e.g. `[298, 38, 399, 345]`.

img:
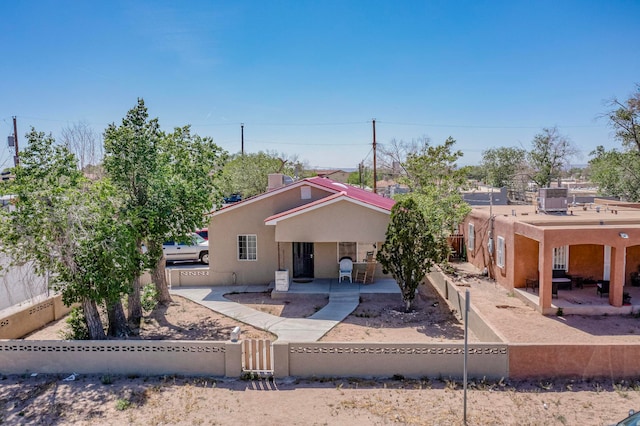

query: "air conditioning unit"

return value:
[538, 188, 568, 213]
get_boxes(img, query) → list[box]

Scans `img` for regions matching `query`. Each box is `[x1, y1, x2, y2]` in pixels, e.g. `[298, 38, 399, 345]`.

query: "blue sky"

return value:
[1, 0, 639, 170]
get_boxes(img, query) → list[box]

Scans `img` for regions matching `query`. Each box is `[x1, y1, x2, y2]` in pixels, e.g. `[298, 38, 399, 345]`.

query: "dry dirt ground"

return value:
[2, 372, 640, 425]
[6, 273, 640, 424]
[24, 283, 469, 343]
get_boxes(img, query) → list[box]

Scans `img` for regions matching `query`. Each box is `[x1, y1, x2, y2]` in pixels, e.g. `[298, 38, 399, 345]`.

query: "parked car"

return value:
[616, 410, 640, 426]
[223, 193, 242, 204]
[163, 233, 209, 264]
[195, 228, 208, 240]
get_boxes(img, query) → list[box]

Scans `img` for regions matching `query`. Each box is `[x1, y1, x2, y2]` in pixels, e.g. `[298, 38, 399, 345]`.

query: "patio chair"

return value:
[597, 280, 610, 297]
[355, 259, 376, 284]
[339, 257, 353, 283]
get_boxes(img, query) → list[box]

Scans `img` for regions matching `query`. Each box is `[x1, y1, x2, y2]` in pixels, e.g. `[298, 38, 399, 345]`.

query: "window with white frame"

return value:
[238, 235, 257, 260]
[553, 245, 568, 271]
[496, 236, 505, 268]
[468, 223, 475, 251]
[338, 242, 377, 262]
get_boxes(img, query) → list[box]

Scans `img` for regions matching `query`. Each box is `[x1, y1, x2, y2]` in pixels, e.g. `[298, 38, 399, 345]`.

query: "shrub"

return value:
[59, 306, 89, 340]
[141, 283, 158, 313]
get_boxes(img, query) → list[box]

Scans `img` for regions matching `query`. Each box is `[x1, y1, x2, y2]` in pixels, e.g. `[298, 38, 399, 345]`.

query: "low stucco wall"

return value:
[166, 268, 214, 287]
[509, 344, 640, 379]
[281, 342, 508, 379]
[2, 339, 640, 380]
[427, 269, 504, 343]
[0, 340, 238, 377]
[0, 339, 507, 380]
[0, 295, 75, 340]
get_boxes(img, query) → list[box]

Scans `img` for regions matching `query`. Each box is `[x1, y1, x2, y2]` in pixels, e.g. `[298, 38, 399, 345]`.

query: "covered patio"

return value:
[515, 283, 640, 315]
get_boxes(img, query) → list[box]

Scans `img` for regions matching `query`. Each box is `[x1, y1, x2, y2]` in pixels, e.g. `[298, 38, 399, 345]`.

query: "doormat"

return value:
[292, 278, 313, 283]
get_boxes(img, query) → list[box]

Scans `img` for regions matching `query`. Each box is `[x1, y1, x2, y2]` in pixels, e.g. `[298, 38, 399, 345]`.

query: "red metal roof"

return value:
[213, 176, 395, 217]
[263, 177, 395, 224]
[305, 176, 395, 211]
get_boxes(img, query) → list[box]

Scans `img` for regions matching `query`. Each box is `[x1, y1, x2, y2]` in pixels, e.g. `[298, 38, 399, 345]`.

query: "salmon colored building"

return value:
[462, 197, 640, 314]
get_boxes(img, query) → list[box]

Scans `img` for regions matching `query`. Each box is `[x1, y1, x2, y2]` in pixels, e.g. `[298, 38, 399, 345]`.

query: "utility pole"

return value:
[12, 116, 19, 166]
[241, 123, 244, 156]
[372, 119, 377, 194]
[359, 162, 364, 188]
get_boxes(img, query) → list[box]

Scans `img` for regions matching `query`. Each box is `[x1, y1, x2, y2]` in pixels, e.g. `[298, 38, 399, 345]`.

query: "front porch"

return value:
[271, 277, 400, 298]
[515, 284, 640, 315]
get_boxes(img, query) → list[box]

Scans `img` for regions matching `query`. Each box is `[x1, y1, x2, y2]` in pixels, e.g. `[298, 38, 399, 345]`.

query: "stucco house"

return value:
[461, 191, 640, 314]
[207, 175, 394, 285]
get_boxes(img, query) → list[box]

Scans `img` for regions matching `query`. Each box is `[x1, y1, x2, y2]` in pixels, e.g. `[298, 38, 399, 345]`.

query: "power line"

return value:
[7, 115, 606, 130]
[378, 120, 604, 129]
[246, 138, 369, 147]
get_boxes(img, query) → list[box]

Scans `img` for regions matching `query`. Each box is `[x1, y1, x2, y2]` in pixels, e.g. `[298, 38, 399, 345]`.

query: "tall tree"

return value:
[220, 151, 300, 198]
[605, 85, 640, 151]
[60, 121, 102, 172]
[103, 99, 161, 328]
[526, 127, 578, 188]
[401, 137, 471, 240]
[378, 137, 469, 309]
[103, 99, 227, 328]
[0, 129, 137, 339]
[480, 146, 527, 187]
[589, 146, 640, 201]
[145, 125, 227, 303]
[377, 137, 423, 177]
[588, 86, 640, 201]
[377, 198, 442, 311]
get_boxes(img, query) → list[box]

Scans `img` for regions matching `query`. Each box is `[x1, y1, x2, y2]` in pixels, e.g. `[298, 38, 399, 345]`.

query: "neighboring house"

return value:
[310, 169, 352, 184]
[208, 175, 394, 285]
[461, 190, 640, 314]
[375, 179, 410, 198]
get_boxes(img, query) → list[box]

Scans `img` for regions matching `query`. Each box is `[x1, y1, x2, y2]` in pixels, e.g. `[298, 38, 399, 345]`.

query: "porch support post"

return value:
[538, 240, 553, 312]
[610, 245, 625, 307]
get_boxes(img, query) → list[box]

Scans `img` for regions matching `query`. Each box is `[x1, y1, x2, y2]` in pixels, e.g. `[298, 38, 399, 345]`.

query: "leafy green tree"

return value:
[605, 85, 640, 151]
[465, 165, 485, 182]
[220, 151, 300, 198]
[56, 181, 140, 337]
[346, 164, 374, 188]
[526, 127, 578, 188]
[588, 87, 640, 201]
[401, 137, 471, 240]
[481, 146, 527, 187]
[589, 146, 640, 201]
[377, 198, 442, 311]
[103, 99, 227, 328]
[145, 125, 227, 303]
[0, 129, 138, 339]
[378, 137, 469, 310]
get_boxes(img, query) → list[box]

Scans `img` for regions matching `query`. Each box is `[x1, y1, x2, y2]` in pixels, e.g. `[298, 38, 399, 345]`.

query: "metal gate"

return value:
[241, 339, 274, 376]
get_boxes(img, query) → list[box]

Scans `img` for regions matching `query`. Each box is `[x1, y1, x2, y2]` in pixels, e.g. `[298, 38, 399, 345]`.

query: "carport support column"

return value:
[610, 246, 625, 307]
[538, 240, 553, 313]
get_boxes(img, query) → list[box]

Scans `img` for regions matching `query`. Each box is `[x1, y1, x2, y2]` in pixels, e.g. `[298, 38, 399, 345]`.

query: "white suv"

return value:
[163, 233, 209, 264]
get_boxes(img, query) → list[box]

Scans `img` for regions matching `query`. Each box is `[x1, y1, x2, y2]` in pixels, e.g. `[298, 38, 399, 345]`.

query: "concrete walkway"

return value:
[170, 278, 399, 342]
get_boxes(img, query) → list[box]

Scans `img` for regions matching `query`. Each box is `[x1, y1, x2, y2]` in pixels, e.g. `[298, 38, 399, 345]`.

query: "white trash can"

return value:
[275, 269, 289, 291]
